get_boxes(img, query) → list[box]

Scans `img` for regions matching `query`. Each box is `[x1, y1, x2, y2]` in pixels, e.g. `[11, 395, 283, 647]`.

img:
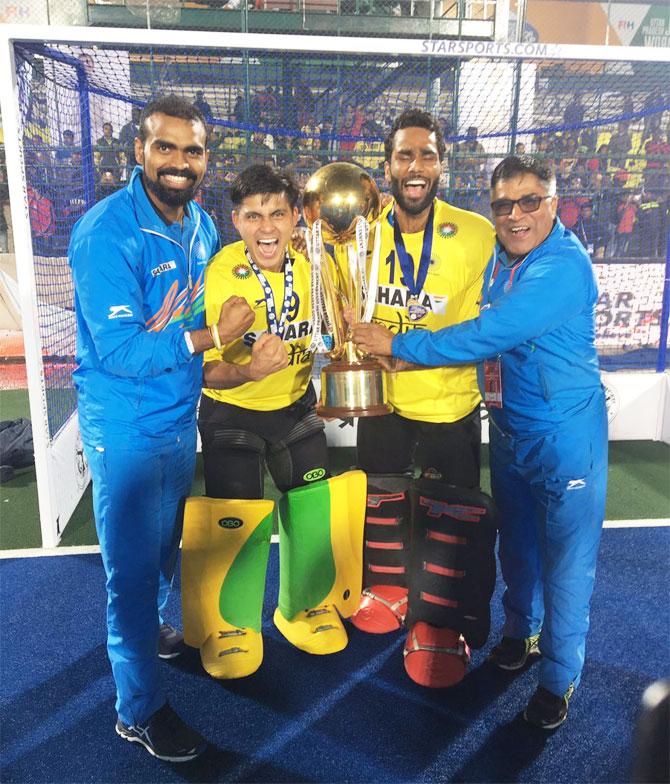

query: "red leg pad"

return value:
[350, 585, 408, 634]
[403, 622, 470, 688]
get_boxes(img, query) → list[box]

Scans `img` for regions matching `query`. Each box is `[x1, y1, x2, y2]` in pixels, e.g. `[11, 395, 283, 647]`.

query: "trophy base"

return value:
[317, 359, 393, 419]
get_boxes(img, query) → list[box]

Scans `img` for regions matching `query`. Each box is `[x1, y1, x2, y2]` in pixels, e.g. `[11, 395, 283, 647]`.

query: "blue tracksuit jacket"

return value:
[391, 218, 603, 433]
[70, 166, 219, 444]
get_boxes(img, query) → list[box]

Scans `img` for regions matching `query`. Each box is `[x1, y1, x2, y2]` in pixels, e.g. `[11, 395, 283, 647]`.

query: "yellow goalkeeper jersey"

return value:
[372, 198, 495, 422]
[202, 241, 314, 411]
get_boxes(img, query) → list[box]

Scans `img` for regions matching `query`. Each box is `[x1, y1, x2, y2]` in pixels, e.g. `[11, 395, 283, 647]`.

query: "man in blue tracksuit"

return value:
[351, 155, 608, 729]
[69, 95, 254, 761]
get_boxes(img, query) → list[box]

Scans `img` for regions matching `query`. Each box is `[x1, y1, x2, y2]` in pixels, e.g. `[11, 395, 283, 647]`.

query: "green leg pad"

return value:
[277, 470, 367, 621]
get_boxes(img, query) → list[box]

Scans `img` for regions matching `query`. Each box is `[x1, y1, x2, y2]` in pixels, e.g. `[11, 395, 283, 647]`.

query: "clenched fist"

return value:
[217, 296, 254, 344]
[248, 332, 289, 381]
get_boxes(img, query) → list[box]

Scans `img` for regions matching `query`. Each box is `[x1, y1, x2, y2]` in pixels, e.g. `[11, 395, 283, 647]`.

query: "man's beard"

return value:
[143, 168, 199, 208]
[390, 176, 439, 216]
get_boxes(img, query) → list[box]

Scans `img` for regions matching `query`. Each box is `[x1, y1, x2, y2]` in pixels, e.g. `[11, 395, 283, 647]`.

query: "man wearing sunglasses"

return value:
[350, 155, 608, 730]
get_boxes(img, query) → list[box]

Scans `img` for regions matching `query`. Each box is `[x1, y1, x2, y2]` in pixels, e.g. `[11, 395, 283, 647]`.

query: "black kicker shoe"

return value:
[524, 684, 575, 730]
[489, 634, 540, 671]
[158, 623, 184, 660]
[116, 702, 207, 762]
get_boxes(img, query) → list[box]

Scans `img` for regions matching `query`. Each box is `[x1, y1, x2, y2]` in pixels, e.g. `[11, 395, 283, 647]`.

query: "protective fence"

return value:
[1, 29, 669, 544]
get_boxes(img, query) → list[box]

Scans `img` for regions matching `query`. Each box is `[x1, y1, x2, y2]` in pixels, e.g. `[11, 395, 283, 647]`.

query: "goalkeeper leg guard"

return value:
[404, 478, 497, 687]
[181, 496, 274, 679]
[274, 470, 366, 655]
[350, 475, 411, 634]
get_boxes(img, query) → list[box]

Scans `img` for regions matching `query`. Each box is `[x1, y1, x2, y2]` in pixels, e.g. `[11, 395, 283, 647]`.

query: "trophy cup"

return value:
[302, 162, 393, 419]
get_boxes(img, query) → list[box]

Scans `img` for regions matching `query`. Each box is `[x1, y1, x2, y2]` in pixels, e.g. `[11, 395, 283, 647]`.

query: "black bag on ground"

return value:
[0, 418, 34, 482]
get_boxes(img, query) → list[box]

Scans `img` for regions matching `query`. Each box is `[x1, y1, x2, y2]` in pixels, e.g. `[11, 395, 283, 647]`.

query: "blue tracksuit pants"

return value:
[489, 396, 608, 697]
[84, 426, 196, 726]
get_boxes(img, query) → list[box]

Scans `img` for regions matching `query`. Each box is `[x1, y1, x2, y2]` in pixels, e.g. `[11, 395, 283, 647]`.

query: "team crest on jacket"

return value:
[232, 263, 252, 280]
[438, 222, 458, 238]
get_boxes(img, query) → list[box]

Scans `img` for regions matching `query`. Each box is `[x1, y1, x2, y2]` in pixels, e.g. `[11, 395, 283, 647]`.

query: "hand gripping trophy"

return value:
[302, 162, 393, 418]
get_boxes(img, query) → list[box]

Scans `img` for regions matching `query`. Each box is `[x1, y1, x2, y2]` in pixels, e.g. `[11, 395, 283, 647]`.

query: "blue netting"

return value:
[12, 40, 670, 412]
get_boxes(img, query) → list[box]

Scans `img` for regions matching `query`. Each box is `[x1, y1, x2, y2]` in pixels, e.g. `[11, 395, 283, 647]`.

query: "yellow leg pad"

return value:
[181, 496, 274, 678]
[273, 605, 348, 655]
[274, 470, 367, 654]
[200, 627, 264, 680]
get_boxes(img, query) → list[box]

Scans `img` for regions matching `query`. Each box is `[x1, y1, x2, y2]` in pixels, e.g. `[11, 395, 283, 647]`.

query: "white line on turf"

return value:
[0, 522, 667, 559]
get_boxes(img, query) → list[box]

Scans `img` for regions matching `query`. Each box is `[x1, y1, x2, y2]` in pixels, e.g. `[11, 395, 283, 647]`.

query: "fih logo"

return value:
[218, 517, 243, 529]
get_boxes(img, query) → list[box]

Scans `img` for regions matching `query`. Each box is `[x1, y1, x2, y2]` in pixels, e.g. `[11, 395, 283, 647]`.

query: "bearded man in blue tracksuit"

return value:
[69, 95, 255, 761]
[351, 155, 608, 730]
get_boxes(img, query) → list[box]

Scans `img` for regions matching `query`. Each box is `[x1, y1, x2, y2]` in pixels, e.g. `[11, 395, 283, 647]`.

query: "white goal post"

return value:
[0, 25, 668, 547]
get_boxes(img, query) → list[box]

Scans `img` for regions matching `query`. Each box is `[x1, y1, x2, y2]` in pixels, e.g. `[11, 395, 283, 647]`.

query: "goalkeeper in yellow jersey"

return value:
[350, 109, 498, 689]
[181, 165, 366, 680]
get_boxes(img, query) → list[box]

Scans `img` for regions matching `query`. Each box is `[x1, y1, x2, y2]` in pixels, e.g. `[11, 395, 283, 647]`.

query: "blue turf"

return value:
[1, 527, 668, 783]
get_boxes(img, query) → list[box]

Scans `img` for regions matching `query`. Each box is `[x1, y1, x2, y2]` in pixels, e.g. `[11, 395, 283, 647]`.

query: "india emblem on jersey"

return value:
[438, 222, 458, 238]
[232, 263, 252, 280]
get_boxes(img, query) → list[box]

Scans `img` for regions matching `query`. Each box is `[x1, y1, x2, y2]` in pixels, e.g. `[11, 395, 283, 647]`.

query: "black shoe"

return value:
[115, 702, 207, 762]
[158, 623, 184, 660]
[489, 634, 540, 670]
[523, 684, 574, 729]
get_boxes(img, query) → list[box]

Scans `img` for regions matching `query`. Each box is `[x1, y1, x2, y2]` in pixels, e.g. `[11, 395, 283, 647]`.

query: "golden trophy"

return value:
[302, 162, 393, 419]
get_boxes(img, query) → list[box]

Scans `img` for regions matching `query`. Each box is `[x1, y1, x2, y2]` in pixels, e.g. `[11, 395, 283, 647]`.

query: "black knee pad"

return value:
[202, 428, 266, 499]
[282, 410, 325, 447]
[362, 474, 412, 589]
[267, 411, 330, 492]
[406, 477, 498, 648]
[206, 428, 265, 454]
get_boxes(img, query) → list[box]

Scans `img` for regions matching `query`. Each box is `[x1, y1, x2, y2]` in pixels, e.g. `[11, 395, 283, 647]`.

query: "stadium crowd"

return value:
[1, 92, 668, 258]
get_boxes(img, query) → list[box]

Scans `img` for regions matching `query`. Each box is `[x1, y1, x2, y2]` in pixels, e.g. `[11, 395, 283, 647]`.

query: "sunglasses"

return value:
[490, 194, 552, 217]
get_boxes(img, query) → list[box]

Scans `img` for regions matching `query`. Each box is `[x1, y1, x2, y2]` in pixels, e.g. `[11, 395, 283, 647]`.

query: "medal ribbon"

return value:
[244, 247, 293, 338]
[391, 201, 435, 301]
[306, 221, 331, 353]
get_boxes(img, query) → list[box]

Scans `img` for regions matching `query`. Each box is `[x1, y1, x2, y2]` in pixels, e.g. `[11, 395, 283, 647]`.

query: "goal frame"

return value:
[0, 24, 668, 547]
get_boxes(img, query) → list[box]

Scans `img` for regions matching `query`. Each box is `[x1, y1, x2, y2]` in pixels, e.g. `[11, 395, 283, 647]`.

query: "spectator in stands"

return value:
[634, 191, 664, 258]
[455, 126, 486, 178]
[643, 129, 670, 193]
[55, 129, 77, 163]
[468, 173, 490, 218]
[558, 174, 588, 229]
[363, 108, 384, 138]
[249, 130, 275, 166]
[95, 169, 119, 202]
[515, 142, 526, 155]
[563, 94, 585, 127]
[55, 150, 87, 250]
[608, 122, 632, 170]
[587, 143, 609, 174]
[338, 104, 364, 155]
[579, 127, 597, 153]
[353, 119, 385, 173]
[574, 200, 606, 258]
[95, 122, 122, 175]
[297, 113, 321, 169]
[24, 134, 53, 195]
[118, 106, 141, 179]
[611, 190, 639, 257]
[193, 90, 213, 119]
[68, 94, 251, 763]
[317, 116, 337, 161]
